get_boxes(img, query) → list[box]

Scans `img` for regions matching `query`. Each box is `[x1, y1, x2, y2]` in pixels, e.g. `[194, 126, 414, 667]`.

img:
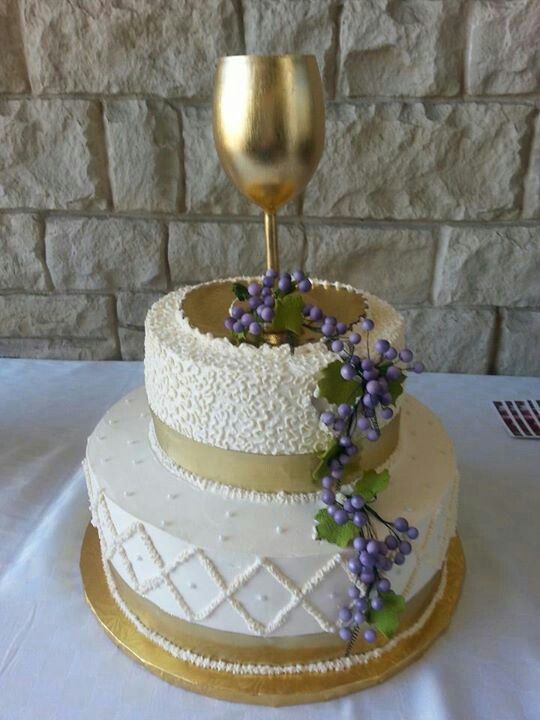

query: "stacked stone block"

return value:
[0, 0, 538, 374]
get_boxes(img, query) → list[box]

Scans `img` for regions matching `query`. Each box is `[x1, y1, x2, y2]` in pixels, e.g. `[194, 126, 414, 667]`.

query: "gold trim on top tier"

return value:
[151, 410, 399, 494]
[80, 524, 465, 706]
[181, 279, 366, 345]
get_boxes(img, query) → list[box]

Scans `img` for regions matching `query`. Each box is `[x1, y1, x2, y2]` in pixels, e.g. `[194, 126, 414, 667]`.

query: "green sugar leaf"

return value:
[317, 360, 360, 405]
[312, 441, 341, 483]
[272, 291, 305, 335]
[387, 377, 405, 405]
[368, 591, 406, 638]
[232, 282, 250, 301]
[314, 509, 358, 548]
[353, 468, 390, 502]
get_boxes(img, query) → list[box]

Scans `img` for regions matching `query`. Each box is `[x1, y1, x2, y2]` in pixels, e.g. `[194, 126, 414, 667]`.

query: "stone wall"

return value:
[0, 0, 539, 374]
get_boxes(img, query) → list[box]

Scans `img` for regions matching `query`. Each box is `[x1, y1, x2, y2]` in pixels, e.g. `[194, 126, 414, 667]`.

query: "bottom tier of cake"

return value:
[82, 387, 462, 701]
[81, 524, 464, 704]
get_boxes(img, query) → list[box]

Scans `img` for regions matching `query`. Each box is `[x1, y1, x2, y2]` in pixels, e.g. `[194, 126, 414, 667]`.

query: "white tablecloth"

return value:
[0, 359, 539, 720]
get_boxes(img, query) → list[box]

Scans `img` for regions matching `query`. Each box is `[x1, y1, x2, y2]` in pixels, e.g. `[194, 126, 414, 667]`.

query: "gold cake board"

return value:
[80, 524, 464, 706]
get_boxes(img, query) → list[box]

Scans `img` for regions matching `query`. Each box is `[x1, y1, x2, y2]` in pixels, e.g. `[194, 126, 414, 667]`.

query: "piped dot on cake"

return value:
[101, 457, 112, 464]
[166, 492, 178, 500]
[257, 594, 268, 602]
[127, 439, 139, 446]
[225, 510, 235, 519]
[97, 435, 107, 441]
[160, 520, 170, 528]
[218, 534, 228, 543]
[188, 582, 197, 590]
[275, 525, 285, 534]
[123, 490, 134, 498]
[132, 458, 144, 465]
[108, 419, 118, 425]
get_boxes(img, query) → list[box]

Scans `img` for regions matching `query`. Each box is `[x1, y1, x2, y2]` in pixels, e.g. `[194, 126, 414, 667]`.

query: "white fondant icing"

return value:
[94, 522, 452, 676]
[85, 388, 459, 638]
[144, 280, 405, 455]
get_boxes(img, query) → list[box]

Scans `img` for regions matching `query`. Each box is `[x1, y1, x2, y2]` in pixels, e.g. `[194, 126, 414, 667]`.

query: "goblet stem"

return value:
[264, 211, 279, 272]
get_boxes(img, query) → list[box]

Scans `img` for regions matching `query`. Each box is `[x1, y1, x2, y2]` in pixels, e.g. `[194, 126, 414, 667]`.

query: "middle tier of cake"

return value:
[85, 387, 458, 640]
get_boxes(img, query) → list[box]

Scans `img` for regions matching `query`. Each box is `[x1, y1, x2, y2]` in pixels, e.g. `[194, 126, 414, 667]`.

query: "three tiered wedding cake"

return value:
[82, 273, 461, 703]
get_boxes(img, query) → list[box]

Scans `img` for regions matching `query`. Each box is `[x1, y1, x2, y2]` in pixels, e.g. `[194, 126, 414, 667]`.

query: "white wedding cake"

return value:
[83, 275, 459, 686]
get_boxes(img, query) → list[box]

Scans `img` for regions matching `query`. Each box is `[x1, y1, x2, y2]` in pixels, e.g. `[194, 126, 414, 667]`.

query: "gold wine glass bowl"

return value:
[213, 54, 325, 270]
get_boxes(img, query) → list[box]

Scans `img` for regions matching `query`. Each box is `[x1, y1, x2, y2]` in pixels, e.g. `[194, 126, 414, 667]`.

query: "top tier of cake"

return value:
[145, 279, 404, 457]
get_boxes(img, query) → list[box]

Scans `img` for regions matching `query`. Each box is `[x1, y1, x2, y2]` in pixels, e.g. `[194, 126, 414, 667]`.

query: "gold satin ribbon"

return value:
[111, 561, 441, 665]
[151, 412, 400, 494]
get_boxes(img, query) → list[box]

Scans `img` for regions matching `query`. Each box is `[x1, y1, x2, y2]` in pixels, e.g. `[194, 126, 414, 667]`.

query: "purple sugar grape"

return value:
[374, 339, 390, 354]
[298, 278, 312, 293]
[394, 517, 409, 532]
[361, 318, 374, 332]
[231, 306, 243, 320]
[338, 606, 352, 623]
[386, 365, 401, 381]
[399, 540, 412, 555]
[249, 322, 262, 336]
[224, 318, 235, 331]
[310, 306, 323, 322]
[278, 277, 291, 293]
[385, 535, 398, 550]
[399, 348, 413, 363]
[353, 536, 367, 551]
[349, 332, 361, 345]
[366, 428, 380, 442]
[321, 489, 335, 505]
[232, 321, 244, 333]
[336, 322, 347, 335]
[338, 403, 352, 418]
[353, 512, 367, 527]
[351, 494, 365, 509]
[371, 596, 384, 611]
[320, 411, 334, 426]
[331, 339, 344, 353]
[407, 527, 419, 540]
[321, 475, 333, 489]
[357, 416, 370, 431]
[366, 380, 381, 395]
[366, 540, 379, 555]
[356, 597, 368, 612]
[341, 364, 356, 380]
[339, 627, 352, 642]
[292, 270, 305, 282]
[364, 628, 377, 643]
[248, 282, 261, 296]
[334, 509, 349, 526]
[260, 306, 274, 322]
[381, 407, 394, 420]
[353, 611, 366, 624]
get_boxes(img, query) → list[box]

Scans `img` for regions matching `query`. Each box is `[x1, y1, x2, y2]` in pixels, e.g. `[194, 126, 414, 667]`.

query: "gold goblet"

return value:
[213, 54, 325, 272]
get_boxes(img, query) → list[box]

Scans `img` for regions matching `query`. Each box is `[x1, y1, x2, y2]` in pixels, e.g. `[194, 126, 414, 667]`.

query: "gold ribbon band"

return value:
[152, 412, 400, 494]
[111, 561, 441, 665]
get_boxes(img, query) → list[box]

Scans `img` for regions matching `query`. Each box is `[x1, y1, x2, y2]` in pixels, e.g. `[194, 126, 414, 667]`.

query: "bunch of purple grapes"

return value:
[314, 317, 423, 643]
[224, 269, 312, 337]
[337, 518, 419, 643]
[322, 322, 424, 443]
